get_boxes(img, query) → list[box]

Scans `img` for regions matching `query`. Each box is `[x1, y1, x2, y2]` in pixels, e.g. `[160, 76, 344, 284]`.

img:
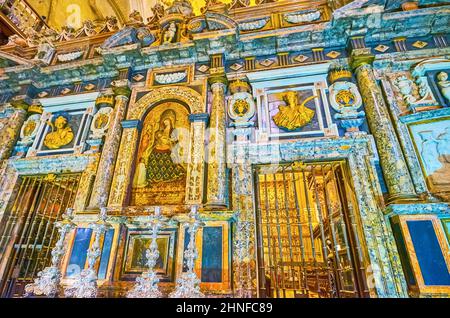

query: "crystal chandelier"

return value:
[24, 208, 76, 298]
[169, 205, 205, 298]
[64, 207, 111, 298]
[127, 206, 169, 298]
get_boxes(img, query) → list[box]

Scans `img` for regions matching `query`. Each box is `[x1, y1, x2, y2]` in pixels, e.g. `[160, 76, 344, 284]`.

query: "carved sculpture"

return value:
[437, 71, 450, 103]
[165, 0, 194, 17]
[163, 22, 177, 44]
[43, 115, 74, 150]
[272, 91, 317, 131]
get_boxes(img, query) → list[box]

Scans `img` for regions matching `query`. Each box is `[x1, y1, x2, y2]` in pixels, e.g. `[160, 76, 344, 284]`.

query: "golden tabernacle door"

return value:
[0, 173, 80, 297]
[254, 161, 368, 298]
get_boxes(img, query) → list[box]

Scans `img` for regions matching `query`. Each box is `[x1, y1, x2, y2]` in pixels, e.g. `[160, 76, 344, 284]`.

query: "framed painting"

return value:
[391, 215, 450, 297]
[408, 117, 450, 199]
[61, 223, 120, 284]
[121, 228, 177, 282]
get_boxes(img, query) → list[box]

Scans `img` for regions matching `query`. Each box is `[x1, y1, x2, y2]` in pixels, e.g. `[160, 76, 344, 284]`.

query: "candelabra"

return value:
[127, 206, 169, 298]
[64, 207, 111, 298]
[24, 208, 76, 298]
[169, 206, 205, 298]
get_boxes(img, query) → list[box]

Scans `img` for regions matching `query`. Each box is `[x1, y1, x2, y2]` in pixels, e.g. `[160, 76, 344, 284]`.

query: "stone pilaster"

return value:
[185, 113, 208, 205]
[108, 120, 141, 207]
[0, 97, 31, 160]
[205, 76, 228, 208]
[88, 83, 131, 209]
[351, 51, 417, 203]
[230, 127, 257, 298]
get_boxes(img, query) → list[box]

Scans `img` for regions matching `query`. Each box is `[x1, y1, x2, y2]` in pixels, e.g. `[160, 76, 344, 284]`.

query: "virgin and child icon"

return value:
[134, 106, 188, 189]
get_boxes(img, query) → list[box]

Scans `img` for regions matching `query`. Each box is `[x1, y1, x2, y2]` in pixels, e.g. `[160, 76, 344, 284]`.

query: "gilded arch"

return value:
[128, 86, 205, 121]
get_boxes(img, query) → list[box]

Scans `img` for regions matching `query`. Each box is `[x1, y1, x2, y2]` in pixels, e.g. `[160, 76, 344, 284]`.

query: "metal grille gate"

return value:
[254, 161, 368, 298]
[0, 173, 80, 297]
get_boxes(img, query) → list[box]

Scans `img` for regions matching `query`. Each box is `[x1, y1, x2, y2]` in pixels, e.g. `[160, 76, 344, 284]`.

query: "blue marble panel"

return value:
[407, 220, 450, 286]
[201, 227, 223, 283]
[392, 221, 416, 286]
[98, 228, 115, 279]
[66, 228, 92, 278]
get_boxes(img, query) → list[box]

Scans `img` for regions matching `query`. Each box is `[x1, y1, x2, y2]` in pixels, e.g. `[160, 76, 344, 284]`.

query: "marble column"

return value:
[351, 52, 417, 203]
[205, 76, 228, 208]
[0, 101, 28, 160]
[88, 87, 130, 209]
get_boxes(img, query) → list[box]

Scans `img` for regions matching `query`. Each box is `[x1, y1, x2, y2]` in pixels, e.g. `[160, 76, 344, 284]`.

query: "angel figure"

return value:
[134, 109, 186, 188]
[437, 72, 450, 103]
[163, 22, 177, 44]
[272, 91, 317, 131]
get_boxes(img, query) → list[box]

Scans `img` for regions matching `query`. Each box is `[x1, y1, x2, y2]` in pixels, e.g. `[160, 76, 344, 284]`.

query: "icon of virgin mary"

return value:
[134, 109, 186, 188]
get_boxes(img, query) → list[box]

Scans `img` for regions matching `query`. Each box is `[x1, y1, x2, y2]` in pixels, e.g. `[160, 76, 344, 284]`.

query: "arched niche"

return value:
[127, 86, 205, 121]
[131, 100, 191, 206]
[108, 85, 207, 208]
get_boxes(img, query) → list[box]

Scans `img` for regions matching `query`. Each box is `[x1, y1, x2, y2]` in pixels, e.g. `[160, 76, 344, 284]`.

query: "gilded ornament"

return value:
[43, 115, 74, 150]
[336, 89, 356, 107]
[272, 91, 317, 131]
[233, 99, 249, 117]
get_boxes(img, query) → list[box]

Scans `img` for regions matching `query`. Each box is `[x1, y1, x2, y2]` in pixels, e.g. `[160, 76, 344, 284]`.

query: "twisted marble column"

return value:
[0, 103, 28, 160]
[352, 55, 416, 203]
[88, 92, 130, 209]
[206, 77, 228, 208]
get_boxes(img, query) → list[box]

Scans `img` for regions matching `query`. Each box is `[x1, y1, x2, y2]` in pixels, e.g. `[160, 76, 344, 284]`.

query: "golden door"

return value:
[254, 161, 369, 298]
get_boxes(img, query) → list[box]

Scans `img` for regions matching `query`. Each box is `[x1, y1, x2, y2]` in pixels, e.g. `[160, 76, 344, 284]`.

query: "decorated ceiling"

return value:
[26, 0, 250, 30]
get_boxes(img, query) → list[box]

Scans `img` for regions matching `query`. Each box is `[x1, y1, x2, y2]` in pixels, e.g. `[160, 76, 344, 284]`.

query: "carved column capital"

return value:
[208, 75, 228, 89]
[111, 80, 131, 98]
[10, 95, 32, 112]
[349, 48, 375, 71]
[121, 119, 142, 130]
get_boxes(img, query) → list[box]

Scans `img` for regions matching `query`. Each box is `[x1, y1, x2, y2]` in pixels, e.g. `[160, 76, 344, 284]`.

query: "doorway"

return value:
[254, 161, 368, 298]
[0, 173, 80, 297]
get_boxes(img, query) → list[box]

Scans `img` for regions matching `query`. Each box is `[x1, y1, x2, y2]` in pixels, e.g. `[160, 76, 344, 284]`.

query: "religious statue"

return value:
[148, 3, 165, 24]
[164, 0, 194, 17]
[418, 130, 442, 173]
[437, 126, 450, 163]
[163, 22, 177, 44]
[272, 91, 317, 131]
[427, 126, 450, 186]
[43, 115, 74, 150]
[134, 109, 186, 188]
[129, 10, 144, 25]
[437, 71, 450, 103]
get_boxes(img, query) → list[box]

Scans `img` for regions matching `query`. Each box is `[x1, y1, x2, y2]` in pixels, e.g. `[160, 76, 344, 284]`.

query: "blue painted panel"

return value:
[98, 228, 115, 279]
[66, 228, 92, 278]
[407, 220, 450, 286]
[201, 227, 223, 283]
